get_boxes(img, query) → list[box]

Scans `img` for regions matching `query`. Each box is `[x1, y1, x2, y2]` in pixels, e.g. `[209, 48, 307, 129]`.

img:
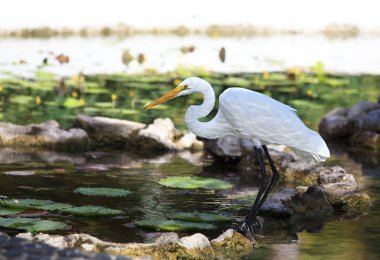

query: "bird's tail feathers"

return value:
[293, 149, 329, 162]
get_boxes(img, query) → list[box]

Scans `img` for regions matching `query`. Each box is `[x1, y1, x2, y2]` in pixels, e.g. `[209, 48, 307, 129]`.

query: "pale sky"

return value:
[1, 0, 380, 30]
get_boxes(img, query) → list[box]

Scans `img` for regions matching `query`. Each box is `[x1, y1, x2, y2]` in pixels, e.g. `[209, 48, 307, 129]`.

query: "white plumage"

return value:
[146, 77, 330, 162]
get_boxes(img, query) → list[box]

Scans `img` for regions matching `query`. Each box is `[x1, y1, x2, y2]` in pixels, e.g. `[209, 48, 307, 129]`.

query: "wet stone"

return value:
[0, 121, 89, 151]
[74, 114, 146, 149]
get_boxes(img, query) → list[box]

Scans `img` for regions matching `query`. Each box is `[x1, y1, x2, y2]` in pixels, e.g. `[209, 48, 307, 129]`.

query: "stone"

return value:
[324, 107, 347, 117]
[318, 115, 350, 139]
[211, 229, 253, 258]
[318, 166, 356, 185]
[176, 132, 204, 151]
[136, 118, 203, 153]
[1, 234, 130, 260]
[136, 118, 181, 152]
[322, 183, 371, 216]
[347, 101, 380, 119]
[178, 233, 211, 250]
[0, 121, 89, 150]
[289, 186, 334, 219]
[203, 136, 242, 158]
[16, 232, 218, 259]
[350, 131, 380, 149]
[261, 188, 297, 217]
[283, 161, 320, 186]
[351, 109, 380, 133]
[74, 114, 146, 149]
[154, 233, 179, 245]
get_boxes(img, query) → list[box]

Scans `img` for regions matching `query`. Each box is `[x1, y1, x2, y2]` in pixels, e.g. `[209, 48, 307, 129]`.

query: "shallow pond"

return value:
[0, 144, 379, 259]
[0, 50, 379, 257]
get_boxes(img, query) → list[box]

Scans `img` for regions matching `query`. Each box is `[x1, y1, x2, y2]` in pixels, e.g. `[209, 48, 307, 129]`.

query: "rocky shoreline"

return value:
[0, 107, 376, 259]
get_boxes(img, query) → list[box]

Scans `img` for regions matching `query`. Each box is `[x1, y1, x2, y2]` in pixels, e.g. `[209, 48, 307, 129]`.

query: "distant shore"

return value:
[1, 23, 378, 39]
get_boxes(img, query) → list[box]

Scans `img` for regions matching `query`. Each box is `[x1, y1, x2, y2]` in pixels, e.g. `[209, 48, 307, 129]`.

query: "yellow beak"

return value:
[144, 86, 183, 109]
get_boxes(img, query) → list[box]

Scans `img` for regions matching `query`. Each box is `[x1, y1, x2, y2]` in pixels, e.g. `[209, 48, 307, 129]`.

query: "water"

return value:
[2, 35, 380, 77]
[0, 35, 379, 258]
[0, 144, 379, 258]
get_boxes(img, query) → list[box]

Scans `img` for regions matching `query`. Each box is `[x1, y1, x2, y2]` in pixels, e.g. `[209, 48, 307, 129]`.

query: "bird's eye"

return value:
[183, 85, 189, 89]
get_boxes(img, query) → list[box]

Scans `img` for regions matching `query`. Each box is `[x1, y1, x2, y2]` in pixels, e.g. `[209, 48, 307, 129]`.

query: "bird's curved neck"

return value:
[185, 83, 217, 138]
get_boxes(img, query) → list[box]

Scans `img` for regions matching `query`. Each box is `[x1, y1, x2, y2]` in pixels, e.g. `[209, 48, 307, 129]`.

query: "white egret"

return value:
[145, 77, 330, 237]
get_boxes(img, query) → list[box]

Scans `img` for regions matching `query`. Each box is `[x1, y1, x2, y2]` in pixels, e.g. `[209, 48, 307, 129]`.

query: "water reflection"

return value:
[0, 143, 379, 258]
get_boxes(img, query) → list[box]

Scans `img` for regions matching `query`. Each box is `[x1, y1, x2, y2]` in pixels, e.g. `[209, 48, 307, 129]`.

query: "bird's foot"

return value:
[235, 217, 263, 240]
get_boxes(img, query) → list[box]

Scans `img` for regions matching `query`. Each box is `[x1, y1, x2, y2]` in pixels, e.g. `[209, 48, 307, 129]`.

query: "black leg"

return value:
[239, 146, 269, 234]
[238, 145, 280, 237]
[255, 145, 280, 212]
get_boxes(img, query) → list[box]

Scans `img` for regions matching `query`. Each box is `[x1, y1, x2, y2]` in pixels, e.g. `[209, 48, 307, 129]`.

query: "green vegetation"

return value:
[0, 217, 68, 232]
[0, 197, 124, 216]
[0, 67, 378, 130]
[158, 176, 233, 190]
[134, 219, 215, 231]
[74, 187, 131, 197]
[60, 206, 123, 216]
[166, 211, 233, 223]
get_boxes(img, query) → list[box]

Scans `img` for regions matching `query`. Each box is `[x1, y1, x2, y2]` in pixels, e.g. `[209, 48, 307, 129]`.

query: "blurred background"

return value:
[0, 1, 380, 259]
[0, 0, 379, 128]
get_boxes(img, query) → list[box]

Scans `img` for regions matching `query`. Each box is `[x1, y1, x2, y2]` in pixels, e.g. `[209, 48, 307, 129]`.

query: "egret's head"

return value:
[144, 77, 208, 109]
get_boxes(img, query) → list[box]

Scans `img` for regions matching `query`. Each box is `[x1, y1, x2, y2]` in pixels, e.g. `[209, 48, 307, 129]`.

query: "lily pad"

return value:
[0, 207, 24, 216]
[74, 187, 131, 197]
[60, 206, 123, 216]
[158, 176, 233, 190]
[166, 211, 233, 223]
[134, 219, 215, 231]
[0, 217, 68, 232]
[0, 199, 54, 209]
[35, 203, 74, 211]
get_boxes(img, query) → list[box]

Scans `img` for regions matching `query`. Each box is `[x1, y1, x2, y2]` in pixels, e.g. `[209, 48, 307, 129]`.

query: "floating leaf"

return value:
[0, 199, 54, 209]
[60, 206, 123, 216]
[135, 219, 214, 231]
[0, 207, 24, 216]
[0, 217, 67, 232]
[74, 187, 131, 197]
[158, 176, 233, 190]
[35, 203, 73, 211]
[166, 211, 233, 223]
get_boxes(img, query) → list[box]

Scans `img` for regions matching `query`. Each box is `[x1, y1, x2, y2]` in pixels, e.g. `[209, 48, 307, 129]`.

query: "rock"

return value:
[136, 118, 181, 152]
[283, 161, 320, 186]
[351, 109, 380, 133]
[290, 186, 334, 219]
[325, 107, 347, 117]
[74, 114, 146, 149]
[319, 101, 380, 150]
[176, 132, 204, 151]
[136, 118, 202, 153]
[0, 121, 89, 150]
[318, 166, 356, 185]
[350, 131, 380, 149]
[1, 233, 128, 260]
[210, 229, 253, 258]
[347, 101, 380, 119]
[203, 136, 242, 158]
[261, 188, 297, 217]
[154, 233, 179, 245]
[178, 233, 211, 250]
[318, 115, 350, 139]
